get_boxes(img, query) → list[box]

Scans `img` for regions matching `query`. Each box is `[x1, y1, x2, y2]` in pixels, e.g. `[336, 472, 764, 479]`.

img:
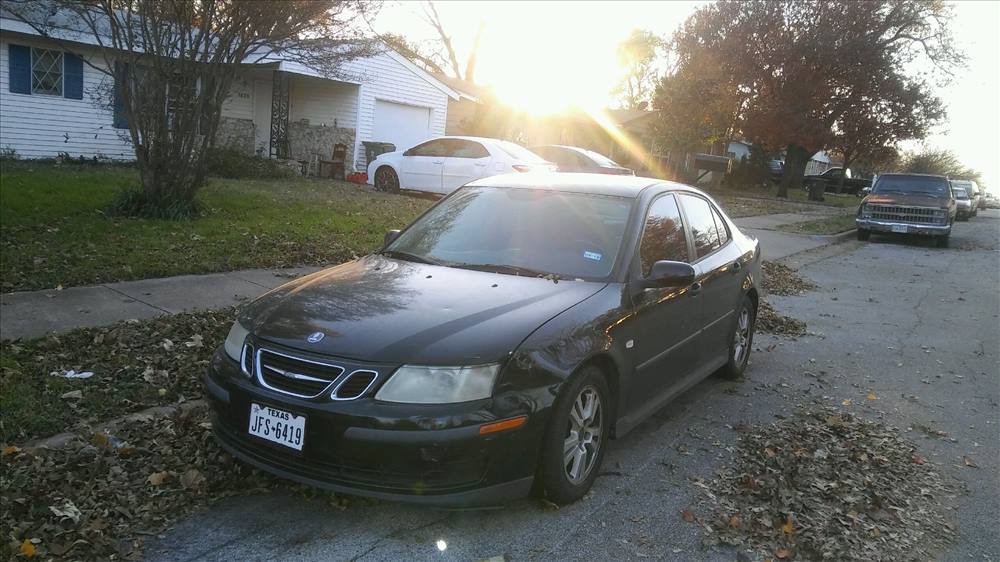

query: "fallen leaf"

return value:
[60, 390, 83, 400]
[20, 539, 37, 558]
[867, 392, 879, 401]
[180, 468, 205, 489]
[729, 514, 742, 528]
[147, 471, 169, 486]
[185, 334, 204, 348]
[681, 509, 696, 522]
[49, 499, 82, 523]
[912, 454, 925, 465]
[162, 339, 175, 351]
[782, 515, 794, 535]
[842, 399, 852, 406]
[963, 456, 978, 468]
[2, 445, 21, 456]
[775, 547, 793, 559]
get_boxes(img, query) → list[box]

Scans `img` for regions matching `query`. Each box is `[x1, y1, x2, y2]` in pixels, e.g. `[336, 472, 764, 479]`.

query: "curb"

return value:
[22, 399, 208, 452]
[810, 228, 857, 244]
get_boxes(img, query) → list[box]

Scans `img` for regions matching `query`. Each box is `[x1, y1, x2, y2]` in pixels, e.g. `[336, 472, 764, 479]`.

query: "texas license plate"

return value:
[891, 225, 908, 233]
[248, 403, 305, 450]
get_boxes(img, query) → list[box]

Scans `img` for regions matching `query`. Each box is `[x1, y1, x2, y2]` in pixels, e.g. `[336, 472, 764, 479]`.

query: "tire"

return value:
[718, 294, 756, 380]
[857, 228, 871, 241]
[538, 366, 610, 505]
[374, 166, 400, 193]
[937, 235, 950, 248]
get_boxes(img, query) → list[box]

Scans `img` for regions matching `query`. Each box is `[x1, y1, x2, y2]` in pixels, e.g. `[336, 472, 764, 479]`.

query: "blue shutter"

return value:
[8, 44, 31, 94]
[64, 52, 83, 99]
[112, 60, 128, 129]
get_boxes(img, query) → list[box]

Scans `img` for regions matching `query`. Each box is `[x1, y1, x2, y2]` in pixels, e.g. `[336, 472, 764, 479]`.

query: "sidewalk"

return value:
[1, 212, 855, 341]
[1, 266, 320, 341]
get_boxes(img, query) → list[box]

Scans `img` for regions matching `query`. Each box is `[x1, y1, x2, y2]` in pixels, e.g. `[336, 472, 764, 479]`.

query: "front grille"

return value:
[333, 370, 378, 399]
[868, 204, 944, 225]
[255, 348, 344, 398]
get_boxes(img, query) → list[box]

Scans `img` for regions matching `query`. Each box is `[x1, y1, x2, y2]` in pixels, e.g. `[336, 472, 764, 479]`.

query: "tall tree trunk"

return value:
[777, 144, 809, 198]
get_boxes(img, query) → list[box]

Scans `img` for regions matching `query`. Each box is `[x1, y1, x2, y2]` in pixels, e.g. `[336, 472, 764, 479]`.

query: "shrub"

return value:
[204, 147, 295, 179]
[106, 188, 203, 220]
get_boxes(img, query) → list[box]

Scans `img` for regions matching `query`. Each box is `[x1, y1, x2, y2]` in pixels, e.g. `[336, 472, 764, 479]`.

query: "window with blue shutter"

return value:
[8, 44, 31, 94]
[63, 53, 83, 99]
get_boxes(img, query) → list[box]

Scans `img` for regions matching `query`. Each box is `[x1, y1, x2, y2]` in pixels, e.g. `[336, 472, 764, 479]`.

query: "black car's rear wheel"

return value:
[538, 366, 609, 504]
[374, 166, 399, 193]
[718, 294, 756, 379]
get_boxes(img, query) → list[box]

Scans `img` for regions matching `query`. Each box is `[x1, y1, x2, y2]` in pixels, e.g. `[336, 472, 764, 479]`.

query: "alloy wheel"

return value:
[563, 385, 603, 485]
[733, 307, 750, 364]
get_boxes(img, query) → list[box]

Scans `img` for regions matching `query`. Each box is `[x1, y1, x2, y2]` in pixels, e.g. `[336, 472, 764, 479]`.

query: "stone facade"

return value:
[214, 117, 255, 155]
[287, 120, 356, 173]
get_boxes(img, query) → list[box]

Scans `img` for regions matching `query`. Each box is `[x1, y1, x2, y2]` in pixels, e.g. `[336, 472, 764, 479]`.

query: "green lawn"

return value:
[0, 163, 433, 291]
[776, 213, 858, 235]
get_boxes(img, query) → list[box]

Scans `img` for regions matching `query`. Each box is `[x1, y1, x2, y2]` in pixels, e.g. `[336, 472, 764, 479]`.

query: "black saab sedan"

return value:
[205, 173, 762, 506]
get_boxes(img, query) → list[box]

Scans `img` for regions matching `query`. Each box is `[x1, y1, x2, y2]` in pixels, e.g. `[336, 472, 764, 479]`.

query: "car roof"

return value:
[878, 173, 948, 179]
[464, 172, 695, 198]
[433, 136, 508, 144]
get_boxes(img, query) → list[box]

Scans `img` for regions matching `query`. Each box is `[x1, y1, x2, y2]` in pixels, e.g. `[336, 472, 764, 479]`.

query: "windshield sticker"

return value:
[583, 251, 603, 261]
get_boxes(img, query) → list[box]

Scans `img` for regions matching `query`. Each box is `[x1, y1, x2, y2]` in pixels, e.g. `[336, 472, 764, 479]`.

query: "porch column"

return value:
[270, 70, 290, 158]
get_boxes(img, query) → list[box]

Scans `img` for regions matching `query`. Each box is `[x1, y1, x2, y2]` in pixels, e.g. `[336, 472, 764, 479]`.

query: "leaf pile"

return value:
[0, 309, 235, 443]
[1, 408, 362, 560]
[763, 261, 817, 296]
[757, 301, 807, 337]
[695, 411, 958, 561]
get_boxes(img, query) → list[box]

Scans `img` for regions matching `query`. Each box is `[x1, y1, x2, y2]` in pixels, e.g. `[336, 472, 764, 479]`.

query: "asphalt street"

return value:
[148, 211, 1000, 562]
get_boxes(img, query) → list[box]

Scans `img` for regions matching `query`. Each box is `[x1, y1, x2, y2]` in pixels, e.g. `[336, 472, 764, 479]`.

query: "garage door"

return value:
[373, 100, 431, 154]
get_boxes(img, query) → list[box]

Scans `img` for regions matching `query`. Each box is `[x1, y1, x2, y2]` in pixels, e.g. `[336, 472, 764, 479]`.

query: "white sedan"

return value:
[367, 136, 556, 194]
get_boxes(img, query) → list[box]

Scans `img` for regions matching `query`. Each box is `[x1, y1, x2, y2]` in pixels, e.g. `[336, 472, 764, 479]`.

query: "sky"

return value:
[372, 1, 1000, 192]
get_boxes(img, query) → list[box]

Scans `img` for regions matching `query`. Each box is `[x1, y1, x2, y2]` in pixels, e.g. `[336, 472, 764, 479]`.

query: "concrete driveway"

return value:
[148, 211, 999, 562]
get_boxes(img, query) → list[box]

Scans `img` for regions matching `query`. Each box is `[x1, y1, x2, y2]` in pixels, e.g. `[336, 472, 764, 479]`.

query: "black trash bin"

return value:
[362, 141, 397, 165]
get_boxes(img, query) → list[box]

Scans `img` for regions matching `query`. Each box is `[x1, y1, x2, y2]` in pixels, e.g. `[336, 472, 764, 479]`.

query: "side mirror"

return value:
[402, 149, 414, 157]
[640, 260, 696, 289]
[384, 229, 401, 247]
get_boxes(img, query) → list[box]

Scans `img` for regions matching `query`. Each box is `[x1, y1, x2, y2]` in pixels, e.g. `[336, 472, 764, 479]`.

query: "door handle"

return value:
[689, 281, 702, 296]
[432, 160, 444, 164]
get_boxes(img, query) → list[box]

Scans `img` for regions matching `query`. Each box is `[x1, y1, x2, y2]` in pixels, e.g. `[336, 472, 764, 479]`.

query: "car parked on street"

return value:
[803, 167, 872, 195]
[206, 174, 762, 506]
[950, 179, 981, 215]
[528, 145, 634, 175]
[367, 136, 556, 195]
[951, 183, 973, 221]
[856, 173, 956, 247]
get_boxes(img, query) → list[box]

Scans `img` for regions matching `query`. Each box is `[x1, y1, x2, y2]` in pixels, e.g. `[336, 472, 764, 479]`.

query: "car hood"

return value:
[864, 193, 949, 208]
[241, 255, 607, 365]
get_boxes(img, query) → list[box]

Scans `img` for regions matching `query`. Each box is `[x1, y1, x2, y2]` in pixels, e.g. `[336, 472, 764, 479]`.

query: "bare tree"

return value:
[381, 1, 484, 82]
[5, 0, 381, 216]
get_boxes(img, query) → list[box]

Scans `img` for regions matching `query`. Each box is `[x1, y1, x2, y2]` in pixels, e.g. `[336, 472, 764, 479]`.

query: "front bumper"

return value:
[856, 218, 951, 236]
[204, 349, 545, 507]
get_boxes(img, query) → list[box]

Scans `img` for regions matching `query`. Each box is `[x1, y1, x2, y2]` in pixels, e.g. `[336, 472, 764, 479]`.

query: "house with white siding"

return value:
[0, 12, 459, 172]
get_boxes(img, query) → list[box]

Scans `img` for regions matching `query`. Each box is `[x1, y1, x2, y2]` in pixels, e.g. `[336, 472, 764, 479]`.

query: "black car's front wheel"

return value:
[718, 294, 756, 379]
[538, 366, 609, 504]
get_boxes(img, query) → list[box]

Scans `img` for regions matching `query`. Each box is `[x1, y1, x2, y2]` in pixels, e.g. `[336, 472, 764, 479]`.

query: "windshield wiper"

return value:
[454, 262, 562, 280]
[379, 250, 444, 266]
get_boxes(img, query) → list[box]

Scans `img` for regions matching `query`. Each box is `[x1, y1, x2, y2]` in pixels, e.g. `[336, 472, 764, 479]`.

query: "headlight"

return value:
[860, 204, 872, 218]
[223, 321, 250, 362]
[375, 364, 501, 404]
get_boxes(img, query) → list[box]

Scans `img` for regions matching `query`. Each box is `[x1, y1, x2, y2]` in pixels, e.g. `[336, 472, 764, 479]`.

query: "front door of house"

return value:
[253, 80, 272, 155]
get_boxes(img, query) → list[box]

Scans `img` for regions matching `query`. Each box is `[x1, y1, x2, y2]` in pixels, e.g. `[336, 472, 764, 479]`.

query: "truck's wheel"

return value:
[857, 229, 871, 241]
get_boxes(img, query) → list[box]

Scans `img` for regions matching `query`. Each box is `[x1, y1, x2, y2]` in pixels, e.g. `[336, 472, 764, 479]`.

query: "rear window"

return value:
[583, 149, 622, 167]
[873, 175, 949, 196]
[952, 187, 968, 199]
[497, 141, 547, 163]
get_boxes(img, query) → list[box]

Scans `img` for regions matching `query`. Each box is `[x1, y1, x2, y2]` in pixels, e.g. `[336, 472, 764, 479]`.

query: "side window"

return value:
[448, 139, 489, 158]
[712, 206, 730, 246]
[409, 140, 448, 157]
[678, 194, 721, 258]
[31, 48, 64, 96]
[639, 195, 689, 275]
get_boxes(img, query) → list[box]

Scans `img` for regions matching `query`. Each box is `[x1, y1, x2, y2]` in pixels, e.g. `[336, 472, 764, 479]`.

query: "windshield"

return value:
[873, 175, 949, 196]
[386, 186, 632, 279]
[498, 141, 548, 163]
[953, 187, 968, 199]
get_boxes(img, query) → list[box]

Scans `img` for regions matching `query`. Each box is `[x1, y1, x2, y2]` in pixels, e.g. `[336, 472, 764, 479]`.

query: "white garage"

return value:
[373, 100, 431, 155]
